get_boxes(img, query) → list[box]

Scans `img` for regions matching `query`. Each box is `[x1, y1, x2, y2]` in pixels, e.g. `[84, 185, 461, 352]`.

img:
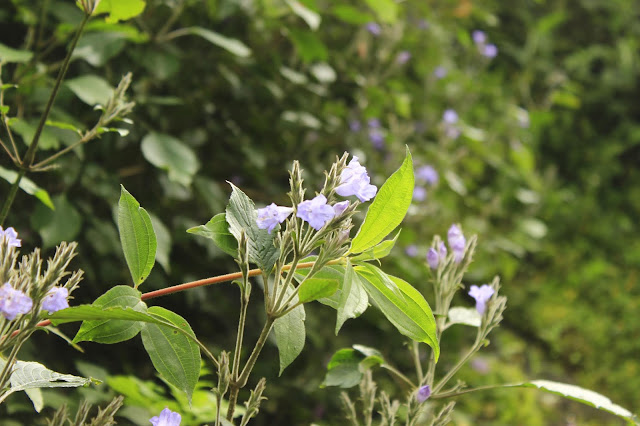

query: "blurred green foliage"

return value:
[0, 0, 638, 424]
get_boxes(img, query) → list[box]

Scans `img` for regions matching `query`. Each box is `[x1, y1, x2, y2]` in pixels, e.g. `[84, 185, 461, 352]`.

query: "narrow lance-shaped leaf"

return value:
[273, 288, 306, 375]
[140, 307, 201, 403]
[118, 185, 157, 286]
[351, 147, 414, 254]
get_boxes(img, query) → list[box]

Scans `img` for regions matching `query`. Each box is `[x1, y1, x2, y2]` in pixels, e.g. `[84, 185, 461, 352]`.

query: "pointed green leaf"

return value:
[356, 265, 439, 361]
[65, 75, 113, 106]
[141, 132, 200, 186]
[336, 261, 368, 334]
[225, 183, 280, 272]
[73, 285, 147, 344]
[185, 27, 251, 57]
[187, 213, 238, 257]
[50, 305, 157, 325]
[321, 348, 363, 388]
[273, 290, 306, 375]
[141, 307, 201, 403]
[0, 42, 33, 63]
[285, 0, 321, 30]
[350, 230, 401, 262]
[118, 185, 157, 286]
[351, 148, 414, 254]
[298, 277, 339, 303]
[94, 0, 146, 23]
[0, 166, 54, 209]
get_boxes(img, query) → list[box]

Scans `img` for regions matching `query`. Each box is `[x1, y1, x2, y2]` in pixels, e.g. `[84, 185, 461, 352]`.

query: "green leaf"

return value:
[350, 148, 414, 254]
[363, 0, 398, 23]
[0, 166, 54, 209]
[285, 0, 321, 30]
[149, 213, 172, 273]
[72, 32, 127, 66]
[9, 117, 60, 150]
[516, 380, 637, 423]
[447, 307, 482, 327]
[185, 27, 251, 57]
[225, 183, 280, 273]
[331, 5, 373, 25]
[65, 75, 114, 105]
[141, 307, 201, 403]
[321, 349, 362, 388]
[73, 285, 147, 344]
[288, 29, 328, 63]
[141, 132, 200, 186]
[50, 305, 155, 325]
[94, 0, 146, 23]
[118, 186, 157, 286]
[336, 261, 368, 334]
[273, 291, 306, 375]
[356, 265, 439, 361]
[350, 230, 401, 262]
[30, 195, 81, 248]
[0, 42, 33, 63]
[298, 277, 339, 303]
[187, 213, 238, 258]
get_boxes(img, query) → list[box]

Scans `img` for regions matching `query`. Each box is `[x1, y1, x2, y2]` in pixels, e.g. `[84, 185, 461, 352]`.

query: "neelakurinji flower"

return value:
[335, 156, 377, 202]
[416, 385, 431, 403]
[256, 203, 294, 234]
[297, 194, 335, 231]
[433, 66, 447, 79]
[438, 241, 447, 259]
[416, 165, 438, 185]
[0, 283, 32, 320]
[443, 109, 459, 124]
[150, 407, 181, 426]
[349, 119, 361, 132]
[405, 245, 418, 258]
[333, 200, 350, 217]
[368, 129, 385, 149]
[0, 226, 21, 248]
[42, 286, 69, 314]
[427, 248, 439, 269]
[367, 118, 381, 128]
[366, 22, 381, 36]
[447, 224, 466, 263]
[472, 30, 487, 45]
[468, 284, 495, 314]
[413, 186, 427, 202]
[396, 50, 411, 64]
[483, 43, 498, 58]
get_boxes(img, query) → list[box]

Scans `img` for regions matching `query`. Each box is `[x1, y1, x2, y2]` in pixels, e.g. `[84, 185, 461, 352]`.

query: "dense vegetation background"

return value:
[1, 0, 639, 424]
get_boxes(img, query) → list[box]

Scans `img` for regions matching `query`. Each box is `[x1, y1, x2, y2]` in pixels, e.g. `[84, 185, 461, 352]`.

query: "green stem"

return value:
[412, 341, 424, 384]
[432, 383, 512, 399]
[231, 288, 249, 381]
[432, 340, 481, 394]
[381, 364, 416, 389]
[0, 169, 26, 226]
[23, 13, 90, 167]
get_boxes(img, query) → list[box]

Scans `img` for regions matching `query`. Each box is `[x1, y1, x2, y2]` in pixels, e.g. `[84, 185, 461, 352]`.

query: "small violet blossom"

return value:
[349, 119, 361, 132]
[42, 287, 69, 314]
[256, 203, 294, 234]
[413, 186, 427, 202]
[472, 30, 487, 45]
[0, 226, 21, 248]
[297, 194, 335, 231]
[416, 165, 438, 185]
[468, 284, 494, 314]
[368, 129, 385, 149]
[405, 245, 418, 258]
[150, 407, 182, 426]
[367, 118, 381, 129]
[333, 200, 350, 217]
[443, 109, 458, 124]
[0, 283, 32, 320]
[447, 224, 466, 263]
[433, 66, 447, 79]
[335, 156, 378, 202]
[483, 44, 498, 58]
[416, 385, 431, 403]
[438, 241, 447, 259]
[427, 248, 439, 269]
[366, 22, 381, 36]
[396, 51, 411, 64]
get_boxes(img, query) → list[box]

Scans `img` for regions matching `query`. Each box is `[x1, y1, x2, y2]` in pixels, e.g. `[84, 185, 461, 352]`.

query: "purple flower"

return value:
[471, 357, 490, 374]
[333, 200, 350, 217]
[367, 118, 381, 129]
[472, 30, 486, 45]
[150, 407, 181, 426]
[416, 385, 431, 403]
[468, 284, 494, 314]
[335, 156, 378, 202]
[447, 224, 466, 263]
[366, 22, 381, 36]
[416, 165, 438, 185]
[405, 245, 418, 257]
[349, 119, 361, 132]
[0, 283, 32, 320]
[443, 109, 458, 124]
[433, 66, 447, 79]
[444, 125, 461, 139]
[427, 248, 439, 269]
[256, 203, 294, 234]
[413, 186, 427, 202]
[417, 19, 429, 30]
[0, 226, 21, 248]
[482, 44, 498, 58]
[42, 287, 69, 314]
[396, 51, 411, 64]
[438, 241, 447, 259]
[368, 129, 385, 149]
[297, 194, 335, 231]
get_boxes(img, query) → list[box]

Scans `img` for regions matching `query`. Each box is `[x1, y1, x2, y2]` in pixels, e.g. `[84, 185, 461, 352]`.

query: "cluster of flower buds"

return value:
[149, 407, 181, 426]
[425, 224, 467, 270]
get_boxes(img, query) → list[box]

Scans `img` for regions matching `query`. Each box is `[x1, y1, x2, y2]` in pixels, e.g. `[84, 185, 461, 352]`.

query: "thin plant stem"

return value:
[0, 169, 26, 226]
[271, 255, 300, 313]
[381, 364, 416, 389]
[231, 288, 249, 381]
[412, 341, 424, 384]
[431, 383, 513, 399]
[433, 340, 481, 394]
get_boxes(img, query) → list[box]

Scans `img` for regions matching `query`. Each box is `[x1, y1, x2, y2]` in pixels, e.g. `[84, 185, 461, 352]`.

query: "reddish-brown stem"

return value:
[16, 260, 322, 336]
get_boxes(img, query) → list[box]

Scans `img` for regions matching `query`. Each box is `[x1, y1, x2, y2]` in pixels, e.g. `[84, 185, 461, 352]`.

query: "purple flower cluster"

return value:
[413, 165, 439, 204]
[257, 203, 294, 234]
[427, 242, 447, 269]
[472, 30, 498, 58]
[150, 407, 181, 426]
[42, 287, 69, 314]
[468, 284, 494, 314]
[442, 109, 461, 139]
[447, 224, 466, 263]
[416, 385, 431, 403]
[335, 156, 377, 202]
[0, 283, 32, 320]
[367, 119, 385, 149]
[297, 195, 336, 231]
[0, 226, 21, 248]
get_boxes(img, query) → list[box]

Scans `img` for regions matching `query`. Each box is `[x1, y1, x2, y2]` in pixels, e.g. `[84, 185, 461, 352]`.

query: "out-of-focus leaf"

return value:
[65, 75, 114, 105]
[9, 118, 60, 150]
[363, 0, 398, 23]
[149, 213, 171, 273]
[0, 166, 54, 209]
[94, 0, 146, 23]
[31, 195, 82, 248]
[72, 32, 127, 66]
[0, 43, 33, 63]
[185, 27, 251, 57]
[141, 132, 200, 186]
[285, 0, 321, 30]
[331, 5, 373, 24]
[288, 29, 328, 63]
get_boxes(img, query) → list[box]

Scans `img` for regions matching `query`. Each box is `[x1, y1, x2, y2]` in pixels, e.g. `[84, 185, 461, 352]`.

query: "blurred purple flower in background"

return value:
[416, 165, 438, 185]
[42, 287, 69, 314]
[0, 283, 32, 320]
[0, 226, 21, 248]
[468, 284, 495, 314]
[471, 357, 491, 374]
[413, 186, 427, 202]
[150, 408, 181, 426]
[396, 50, 411, 64]
[443, 109, 458, 124]
[447, 224, 466, 263]
[257, 203, 294, 234]
[367, 118, 380, 128]
[366, 22, 381, 36]
[297, 195, 335, 231]
[405, 245, 419, 257]
[483, 44, 498, 58]
[416, 385, 431, 403]
[417, 19, 429, 30]
[368, 129, 385, 149]
[349, 119, 361, 132]
[433, 66, 448, 79]
[472, 30, 487, 44]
